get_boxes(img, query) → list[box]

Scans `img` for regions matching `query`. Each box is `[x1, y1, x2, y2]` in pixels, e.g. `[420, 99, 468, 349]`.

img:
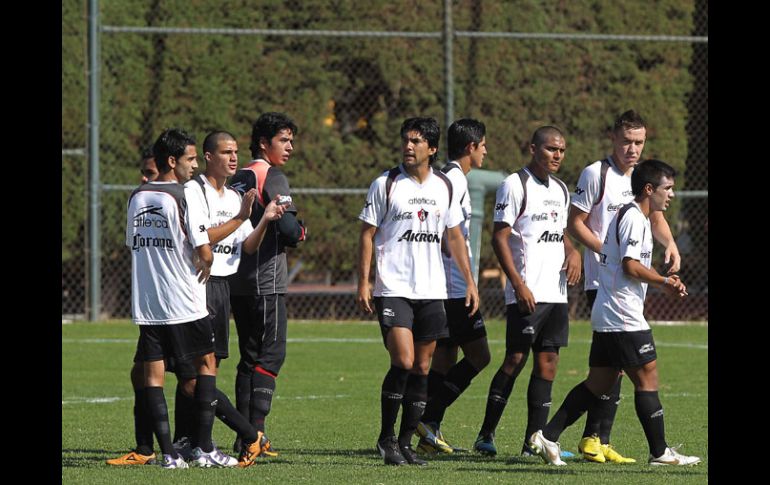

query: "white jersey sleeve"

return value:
[358, 173, 388, 227]
[571, 161, 602, 214]
[183, 184, 211, 248]
[493, 175, 523, 227]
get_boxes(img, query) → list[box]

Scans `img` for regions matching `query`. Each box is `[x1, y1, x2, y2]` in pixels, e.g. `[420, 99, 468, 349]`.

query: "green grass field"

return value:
[62, 319, 707, 484]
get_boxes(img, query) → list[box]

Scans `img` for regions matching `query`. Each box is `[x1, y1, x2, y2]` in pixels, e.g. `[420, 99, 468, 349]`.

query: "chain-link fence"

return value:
[62, 0, 707, 322]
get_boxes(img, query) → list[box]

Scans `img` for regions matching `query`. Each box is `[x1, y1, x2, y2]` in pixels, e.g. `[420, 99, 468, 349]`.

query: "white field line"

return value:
[62, 394, 350, 405]
[63, 337, 707, 349]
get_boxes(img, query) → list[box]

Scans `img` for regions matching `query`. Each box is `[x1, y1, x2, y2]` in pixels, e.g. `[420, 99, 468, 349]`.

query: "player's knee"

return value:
[178, 378, 196, 398]
[251, 391, 273, 417]
[502, 352, 527, 373]
[469, 348, 491, 371]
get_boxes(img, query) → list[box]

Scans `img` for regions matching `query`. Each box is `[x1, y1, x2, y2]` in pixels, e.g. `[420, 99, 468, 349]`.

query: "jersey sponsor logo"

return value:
[391, 211, 413, 221]
[640, 251, 651, 259]
[216, 210, 233, 218]
[133, 205, 169, 228]
[607, 203, 623, 211]
[131, 233, 174, 251]
[409, 197, 436, 206]
[627, 238, 639, 247]
[543, 199, 561, 207]
[574, 186, 585, 195]
[536, 231, 564, 243]
[550, 210, 559, 222]
[397, 230, 440, 243]
[198, 225, 206, 233]
[531, 212, 548, 221]
[495, 203, 508, 211]
[212, 243, 239, 255]
[638, 343, 655, 354]
[417, 208, 428, 222]
[622, 190, 633, 197]
[382, 307, 395, 317]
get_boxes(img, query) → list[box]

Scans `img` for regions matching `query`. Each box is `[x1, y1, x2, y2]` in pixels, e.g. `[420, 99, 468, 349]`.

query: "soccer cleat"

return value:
[474, 433, 497, 456]
[160, 454, 189, 469]
[172, 436, 193, 461]
[649, 446, 701, 466]
[416, 422, 453, 453]
[106, 450, 156, 466]
[399, 444, 428, 466]
[435, 427, 468, 452]
[529, 430, 567, 466]
[601, 444, 636, 463]
[233, 436, 243, 454]
[190, 446, 239, 467]
[376, 436, 407, 465]
[238, 431, 264, 468]
[578, 434, 606, 463]
[259, 433, 279, 457]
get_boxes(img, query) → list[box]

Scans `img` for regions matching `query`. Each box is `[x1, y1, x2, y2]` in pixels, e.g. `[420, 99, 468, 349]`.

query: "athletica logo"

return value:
[542, 200, 561, 207]
[650, 409, 664, 418]
[397, 230, 439, 243]
[638, 343, 655, 354]
[495, 203, 508, 211]
[408, 197, 436, 205]
[229, 181, 247, 193]
[135, 205, 165, 218]
[522, 326, 535, 335]
[575, 187, 585, 195]
[536, 231, 564, 243]
[133, 205, 169, 228]
[417, 208, 428, 222]
[628, 238, 639, 247]
[382, 308, 395, 317]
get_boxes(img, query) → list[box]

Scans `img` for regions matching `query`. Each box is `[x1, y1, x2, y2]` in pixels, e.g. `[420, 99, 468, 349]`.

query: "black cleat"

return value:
[400, 444, 428, 466]
[376, 436, 407, 465]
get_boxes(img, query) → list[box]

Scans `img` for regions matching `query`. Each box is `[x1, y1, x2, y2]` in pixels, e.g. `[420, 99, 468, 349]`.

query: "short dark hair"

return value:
[400, 117, 440, 163]
[140, 146, 154, 161]
[249, 112, 298, 159]
[447, 118, 486, 160]
[631, 159, 677, 196]
[152, 128, 196, 173]
[613, 110, 646, 134]
[530, 125, 564, 147]
[203, 130, 236, 155]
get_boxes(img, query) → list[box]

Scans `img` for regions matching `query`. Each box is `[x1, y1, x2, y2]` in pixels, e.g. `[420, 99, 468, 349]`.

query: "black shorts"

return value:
[374, 297, 449, 344]
[137, 317, 215, 364]
[132, 341, 197, 379]
[585, 289, 598, 309]
[506, 303, 569, 354]
[206, 276, 231, 360]
[436, 298, 487, 347]
[589, 330, 658, 368]
[231, 293, 287, 376]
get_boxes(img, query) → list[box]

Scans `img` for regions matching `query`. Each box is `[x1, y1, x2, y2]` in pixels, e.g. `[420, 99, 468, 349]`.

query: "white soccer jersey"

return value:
[571, 156, 635, 290]
[359, 164, 464, 299]
[126, 181, 210, 325]
[441, 161, 474, 298]
[184, 174, 254, 277]
[591, 201, 653, 332]
[494, 167, 569, 305]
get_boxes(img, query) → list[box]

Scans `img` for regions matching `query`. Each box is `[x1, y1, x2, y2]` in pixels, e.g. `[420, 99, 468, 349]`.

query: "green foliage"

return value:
[62, 0, 702, 308]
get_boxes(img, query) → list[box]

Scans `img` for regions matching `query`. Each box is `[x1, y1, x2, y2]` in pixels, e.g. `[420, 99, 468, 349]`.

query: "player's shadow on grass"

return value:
[62, 449, 120, 467]
[281, 447, 378, 457]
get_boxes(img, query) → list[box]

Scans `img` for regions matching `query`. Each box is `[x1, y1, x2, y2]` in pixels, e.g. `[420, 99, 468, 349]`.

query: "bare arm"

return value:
[242, 196, 287, 255]
[622, 257, 687, 298]
[356, 222, 378, 313]
[567, 205, 602, 254]
[445, 225, 479, 316]
[562, 233, 582, 286]
[650, 211, 681, 274]
[492, 221, 535, 313]
[207, 189, 257, 245]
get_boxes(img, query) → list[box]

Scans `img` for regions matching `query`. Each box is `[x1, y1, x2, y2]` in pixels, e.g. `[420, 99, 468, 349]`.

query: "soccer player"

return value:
[357, 117, 479, 466]
[417, 119, 491, 454]
[124, 128, 218, 469]
[228, 112, 307, 458]
[529, 159, 700, 467]
[473, 126, 581, 458]
[568, 110, 680, 463]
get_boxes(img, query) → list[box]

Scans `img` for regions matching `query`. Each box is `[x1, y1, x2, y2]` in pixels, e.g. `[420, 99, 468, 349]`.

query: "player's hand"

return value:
[264, 195, 287, 221]
[357, 282, 373, 313]
[662, 274, 688, 298]
[237, 189, 257, 220]
[562, 249, 582, 286]
[514, 284, 536, 314]
[663, 245, 681, 274]
[193, 253, 211, 284]
[465, 282, 479, 317]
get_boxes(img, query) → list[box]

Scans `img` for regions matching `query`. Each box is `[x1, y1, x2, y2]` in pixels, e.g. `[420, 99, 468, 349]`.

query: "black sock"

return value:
[250, 372, 276, 434]
[634, 390, 667, 457]
[133, 388, 154, 455]
[235, 364, 252, 441]
[479, 369, 515, 436]
[398, 373, 428, 448]
[144, 386, 175, 457]
[425, 358, 479, 426]
[193, 375, 217, 452]
[525, 375, 553, 443]
[422, 369, 446, 424]
[173, 383, 196, 443]
[598, 376, 622, 443]
[378, 365, 409, 442]
[215, 388, 258, 443]
[543, 382, 595, 442]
